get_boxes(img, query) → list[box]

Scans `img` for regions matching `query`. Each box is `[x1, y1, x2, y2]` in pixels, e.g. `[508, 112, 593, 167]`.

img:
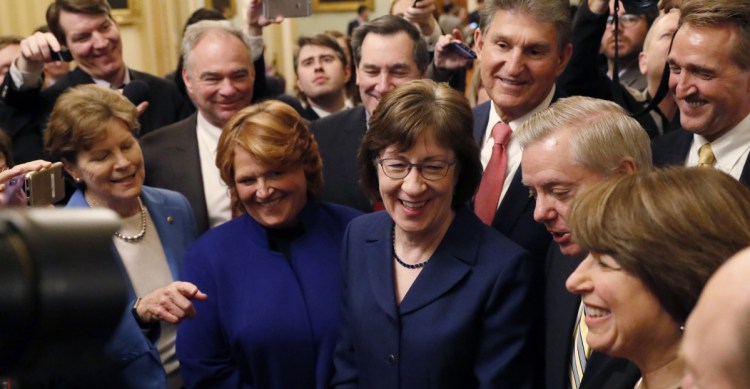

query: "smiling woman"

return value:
[566, 167, 750, 389]
[176, 100, 362, 388]
[43, 84, 202, 388]
[332, 79, 534, 388]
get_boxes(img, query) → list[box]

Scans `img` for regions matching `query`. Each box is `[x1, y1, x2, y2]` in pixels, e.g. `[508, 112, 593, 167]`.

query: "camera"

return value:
[0, 209, 127, 381]
[622, 0, 659, 10]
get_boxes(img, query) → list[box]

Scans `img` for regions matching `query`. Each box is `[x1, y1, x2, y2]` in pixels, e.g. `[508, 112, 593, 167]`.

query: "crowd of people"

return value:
[2, 0, 750, 388]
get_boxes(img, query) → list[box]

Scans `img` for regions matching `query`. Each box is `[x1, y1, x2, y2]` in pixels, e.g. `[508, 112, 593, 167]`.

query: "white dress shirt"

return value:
[685, 112, 750, 181]
[480, 86, 556, 210]
[196, 112, 232, 227]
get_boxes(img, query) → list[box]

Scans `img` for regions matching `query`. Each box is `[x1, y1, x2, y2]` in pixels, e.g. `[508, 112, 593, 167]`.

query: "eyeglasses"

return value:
[376, 158, 456, 181]
[606, 14, 643, 28]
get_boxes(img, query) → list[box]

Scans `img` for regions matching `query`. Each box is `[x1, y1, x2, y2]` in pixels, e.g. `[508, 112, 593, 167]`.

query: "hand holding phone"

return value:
[263, 0, 311, 19]
[446, 41, 477, 60]
[49, 48, 73, 62]
[24, 162, 65, 207]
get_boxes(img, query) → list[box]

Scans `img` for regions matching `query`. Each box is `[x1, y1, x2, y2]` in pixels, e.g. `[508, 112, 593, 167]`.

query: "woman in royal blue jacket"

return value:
[177, 101, 361, 388]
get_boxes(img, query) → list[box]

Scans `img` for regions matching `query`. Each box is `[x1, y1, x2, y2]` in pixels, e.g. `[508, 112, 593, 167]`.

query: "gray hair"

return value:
[479, 0, 572, 51]
[516, 96, 653, 175]
[181, 20, 253, 73]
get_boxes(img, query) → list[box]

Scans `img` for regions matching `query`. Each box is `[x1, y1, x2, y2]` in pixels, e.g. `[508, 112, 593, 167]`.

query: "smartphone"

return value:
[24, 162, 65, 207]
[49, 48, 73, 62]
[446, 41, 477, 60]
[263, 0, 312, 19]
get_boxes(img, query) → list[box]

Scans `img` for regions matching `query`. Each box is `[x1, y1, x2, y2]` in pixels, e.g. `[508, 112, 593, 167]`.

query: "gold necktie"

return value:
[698, 143, 716, 167]
[569, 303, 591, 389]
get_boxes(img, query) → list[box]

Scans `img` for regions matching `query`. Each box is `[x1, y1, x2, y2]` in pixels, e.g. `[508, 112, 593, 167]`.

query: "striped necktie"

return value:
[569, 303, 591, 389]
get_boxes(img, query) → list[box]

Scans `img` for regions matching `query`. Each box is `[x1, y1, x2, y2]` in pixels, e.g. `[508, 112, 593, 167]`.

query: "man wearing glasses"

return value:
[599, 0, 656, 90]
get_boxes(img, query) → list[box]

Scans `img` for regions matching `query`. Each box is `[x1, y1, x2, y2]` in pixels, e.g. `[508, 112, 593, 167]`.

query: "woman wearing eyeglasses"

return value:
[331, 79, 534, 388]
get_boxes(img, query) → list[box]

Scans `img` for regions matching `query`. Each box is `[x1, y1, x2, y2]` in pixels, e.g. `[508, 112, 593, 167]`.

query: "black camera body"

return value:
[0, 209, 127, 380]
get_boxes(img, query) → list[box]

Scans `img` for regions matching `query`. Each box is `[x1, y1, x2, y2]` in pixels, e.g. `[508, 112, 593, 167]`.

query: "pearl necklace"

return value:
[392, 226, 430, 269]
[85, 195, 147, 242]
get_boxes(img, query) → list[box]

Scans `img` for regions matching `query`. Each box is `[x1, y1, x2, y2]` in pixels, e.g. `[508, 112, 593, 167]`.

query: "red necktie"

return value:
[474, 122, 512, 225]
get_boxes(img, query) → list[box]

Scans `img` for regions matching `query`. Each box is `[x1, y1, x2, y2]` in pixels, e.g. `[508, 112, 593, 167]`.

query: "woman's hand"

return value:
[0, 160, 53, 207]
[135, 281, 208, 325]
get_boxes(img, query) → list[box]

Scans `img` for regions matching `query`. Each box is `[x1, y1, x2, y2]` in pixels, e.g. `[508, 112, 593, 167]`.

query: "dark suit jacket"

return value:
[0, 100, 44, 164]
[544, 244, 641, 389]
[473, 101, 553, 388]
[652, 128, 750, 188]
[140, 113, 209, 235]
[332, 207, 533, 388]
[309, 105, 371, 212]
[472, 101, 553, 267]
[276, 94, 320, 121]
[347, 19, 362, 36]
[1, 67, 191, 137]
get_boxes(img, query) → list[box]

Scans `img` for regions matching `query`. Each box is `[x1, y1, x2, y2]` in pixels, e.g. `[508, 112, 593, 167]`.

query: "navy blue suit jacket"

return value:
[332, 207, 533, 388]
[652, 128, 750, 188]
[472, 101, 552, 264]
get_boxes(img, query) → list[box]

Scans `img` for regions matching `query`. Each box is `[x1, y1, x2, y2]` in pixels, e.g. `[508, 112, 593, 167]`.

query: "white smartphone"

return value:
[263, 0, 312, 19]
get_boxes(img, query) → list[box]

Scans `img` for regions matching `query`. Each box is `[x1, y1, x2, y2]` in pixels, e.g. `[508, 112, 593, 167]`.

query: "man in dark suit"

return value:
[277, 33, 351, 121]
[0, 0, 190, 137]
[347, 5, 369, 36]
[140, 20, 256, 235]
[471, 4, 569, 373]
[309, 16, 429, 212]
[653, 0, 750, 188]
[517, 96, 652, 389]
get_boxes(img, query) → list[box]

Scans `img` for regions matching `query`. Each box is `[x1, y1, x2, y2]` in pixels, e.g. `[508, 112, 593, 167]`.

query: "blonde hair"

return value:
[216, 100, 323, 216]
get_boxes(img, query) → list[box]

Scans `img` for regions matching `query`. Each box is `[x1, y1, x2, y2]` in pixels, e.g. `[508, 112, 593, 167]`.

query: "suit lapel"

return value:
[472, 101, 491, 144]
[364, 216, 399, 320]
[398, 208, 475, 315]
[740, 154, 750, 189]
[141, 187, 182, 279]
[491, 169, 531, 236]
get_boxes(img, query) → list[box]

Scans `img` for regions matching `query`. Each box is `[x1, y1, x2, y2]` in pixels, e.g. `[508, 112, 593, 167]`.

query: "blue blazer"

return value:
[177, 202, 362, 389]
[332, 207, 533, 389]
[67, 186, 197, 388]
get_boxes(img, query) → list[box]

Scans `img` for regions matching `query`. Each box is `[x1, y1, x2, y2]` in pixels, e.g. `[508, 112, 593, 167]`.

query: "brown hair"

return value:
[0, 35, 21, 51]
[293, 33, 349, 103]
[678, 0, 750, 70]
[46, 0, 113, 45]
[569, 167, 750, 324]
[351, 15, 429, 73]
[44, 84, 138, 164]
[216, 100, 323, 216]
[359, 79, 481, 209]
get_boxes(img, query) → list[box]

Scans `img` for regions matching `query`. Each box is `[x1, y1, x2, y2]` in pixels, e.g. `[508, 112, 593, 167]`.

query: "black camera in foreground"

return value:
[0, 209, 127, 380]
